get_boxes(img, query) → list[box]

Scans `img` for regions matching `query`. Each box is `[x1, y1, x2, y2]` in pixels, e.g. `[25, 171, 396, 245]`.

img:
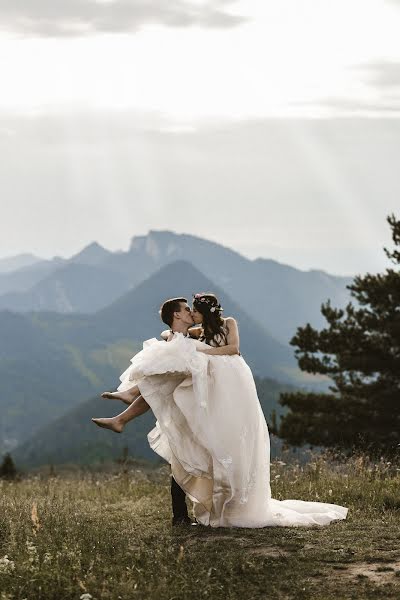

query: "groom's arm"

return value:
[161, 328, 202, 340]
[161, 329, 174, 341]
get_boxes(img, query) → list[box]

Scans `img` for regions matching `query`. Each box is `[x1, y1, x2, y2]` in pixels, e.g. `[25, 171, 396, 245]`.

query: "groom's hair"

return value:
[160, 297, 187, 327]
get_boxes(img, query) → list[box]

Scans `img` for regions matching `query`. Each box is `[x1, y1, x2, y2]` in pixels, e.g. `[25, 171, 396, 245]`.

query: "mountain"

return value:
[12, 396, 157, 468]
[0, 257, 65, 296]
[69, 242, 113, 267]
[0, 231, 351, 344]
[0, 253, 43, 273]
[12, 377, 292, 469]
[0, 241, 112, 301]
[120, 231, 352, 345]
[95, 260, 297, 379]
[0, 309, 131, 453]
[0, 260, 301, 456]
[0, 263, 132, 313]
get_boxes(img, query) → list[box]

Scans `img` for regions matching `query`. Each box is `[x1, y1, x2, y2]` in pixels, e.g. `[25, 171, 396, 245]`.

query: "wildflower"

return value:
[80, 594, 93, 600]
[0, 555, 15, 574]
[26, 540, 37, 556]
[177, 546, 184, 563]
[31, 502, 40, 535]
[25, 540, 39, 570]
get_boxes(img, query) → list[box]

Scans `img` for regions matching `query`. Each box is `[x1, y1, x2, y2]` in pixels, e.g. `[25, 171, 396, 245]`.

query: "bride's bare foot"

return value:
[91, 417, 124, 433]
[101, 390, 135, 405]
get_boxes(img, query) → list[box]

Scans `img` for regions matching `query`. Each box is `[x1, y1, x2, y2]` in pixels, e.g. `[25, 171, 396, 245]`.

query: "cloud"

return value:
[292, 60, 400, 116]
[360, 60, 400, 89]
[1, 111, 399, 276]
[0, 0, 247, 37]
[300, 96, 400, 116]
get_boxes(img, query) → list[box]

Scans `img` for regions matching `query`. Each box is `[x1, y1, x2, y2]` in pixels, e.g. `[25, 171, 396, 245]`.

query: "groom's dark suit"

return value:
[171, 476, 189, 522]
[160, 330, 191, 524]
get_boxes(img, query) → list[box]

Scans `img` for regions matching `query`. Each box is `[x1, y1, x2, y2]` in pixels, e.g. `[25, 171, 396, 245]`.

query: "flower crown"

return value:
[193, 293, 223, 313]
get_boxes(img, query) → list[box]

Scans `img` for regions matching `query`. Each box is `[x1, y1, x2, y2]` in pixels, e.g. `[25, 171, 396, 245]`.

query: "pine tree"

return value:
[0, 453, 18, 480]
[278, 214, 400, 454]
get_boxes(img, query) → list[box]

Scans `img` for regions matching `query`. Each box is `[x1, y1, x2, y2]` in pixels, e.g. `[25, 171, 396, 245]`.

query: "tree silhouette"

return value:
[278, 214, 400, 454]
[0, 453, 18, 480]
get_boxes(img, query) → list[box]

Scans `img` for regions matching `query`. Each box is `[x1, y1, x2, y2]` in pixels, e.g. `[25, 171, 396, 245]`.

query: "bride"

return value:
[93, 293, 348, 528]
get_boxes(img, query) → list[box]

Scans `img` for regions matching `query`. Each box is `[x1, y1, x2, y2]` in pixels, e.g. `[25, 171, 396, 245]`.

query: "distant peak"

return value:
[0, 252, 40, 261]
[0, 253, 44, 274]
[69, 241, 111, 265]
[130, 230, 177, 249]
[84, 241, 106, 251]
[129, 230, 224, 257]
[129, 230, 186, 260]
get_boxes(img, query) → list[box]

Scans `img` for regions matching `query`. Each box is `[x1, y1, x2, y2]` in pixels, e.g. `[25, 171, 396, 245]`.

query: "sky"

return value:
[1, 0, 400, 275]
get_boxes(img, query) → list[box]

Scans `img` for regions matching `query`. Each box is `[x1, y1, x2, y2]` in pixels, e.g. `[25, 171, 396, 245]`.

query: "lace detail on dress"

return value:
[219, 455, 233, 470]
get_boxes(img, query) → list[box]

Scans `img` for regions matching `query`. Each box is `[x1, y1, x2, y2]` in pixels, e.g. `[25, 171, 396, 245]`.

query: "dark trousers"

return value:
[171, 476, 188, 519]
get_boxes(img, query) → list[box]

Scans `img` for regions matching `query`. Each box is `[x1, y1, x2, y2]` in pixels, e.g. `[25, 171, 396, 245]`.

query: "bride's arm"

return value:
[197, 318, 240, 356]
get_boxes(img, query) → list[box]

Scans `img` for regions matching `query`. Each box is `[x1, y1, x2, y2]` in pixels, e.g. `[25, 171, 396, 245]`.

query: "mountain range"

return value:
[0, 253, 43, 274]
[0, 260, 308, 457]
[0, 231, 352, 345]
[0, 263, 131, 313]
[0, 231, 350, 466]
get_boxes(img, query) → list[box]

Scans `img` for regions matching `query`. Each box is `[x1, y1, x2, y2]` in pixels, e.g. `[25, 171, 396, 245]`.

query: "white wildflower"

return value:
[0, 555, 15, 574]
[80, 594, 93, 600]
[25, 540, 39, 570]
[26, 540, 37, 555]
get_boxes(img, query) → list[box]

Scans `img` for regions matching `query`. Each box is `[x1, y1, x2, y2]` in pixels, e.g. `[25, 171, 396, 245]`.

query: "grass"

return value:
[1, 455, 400, 600]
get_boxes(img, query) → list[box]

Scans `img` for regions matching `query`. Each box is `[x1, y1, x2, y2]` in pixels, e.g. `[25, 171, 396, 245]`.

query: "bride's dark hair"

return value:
[192, 292, 226, 345]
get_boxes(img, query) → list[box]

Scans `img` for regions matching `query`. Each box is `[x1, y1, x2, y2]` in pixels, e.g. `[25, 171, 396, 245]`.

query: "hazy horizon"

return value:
[1, 0, 400, 276]
[0, 223, 395, 279]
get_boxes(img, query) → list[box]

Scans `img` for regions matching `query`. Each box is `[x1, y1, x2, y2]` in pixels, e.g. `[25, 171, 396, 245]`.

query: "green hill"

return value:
[12, 376, 292, 468]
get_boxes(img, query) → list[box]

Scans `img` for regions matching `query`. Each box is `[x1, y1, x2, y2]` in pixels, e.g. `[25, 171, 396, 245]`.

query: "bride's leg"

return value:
[101, 384, 140, 405]
[92, 394, 150, 433]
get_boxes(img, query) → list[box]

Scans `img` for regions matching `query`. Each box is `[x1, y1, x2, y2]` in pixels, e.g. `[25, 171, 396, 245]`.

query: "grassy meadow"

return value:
[1, 456, 400, 600]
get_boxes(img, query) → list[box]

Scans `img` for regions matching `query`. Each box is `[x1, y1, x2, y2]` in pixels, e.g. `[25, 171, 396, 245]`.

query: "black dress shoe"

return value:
[172, 515, 196, 526]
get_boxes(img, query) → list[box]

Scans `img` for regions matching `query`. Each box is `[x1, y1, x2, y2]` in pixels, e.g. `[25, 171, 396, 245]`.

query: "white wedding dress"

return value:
[118, 333, 348, 528]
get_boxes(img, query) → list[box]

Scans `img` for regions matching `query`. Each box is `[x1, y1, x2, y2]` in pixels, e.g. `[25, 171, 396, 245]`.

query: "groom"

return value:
[159, 297, 197, 526]
[112, 297, 197, 526]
